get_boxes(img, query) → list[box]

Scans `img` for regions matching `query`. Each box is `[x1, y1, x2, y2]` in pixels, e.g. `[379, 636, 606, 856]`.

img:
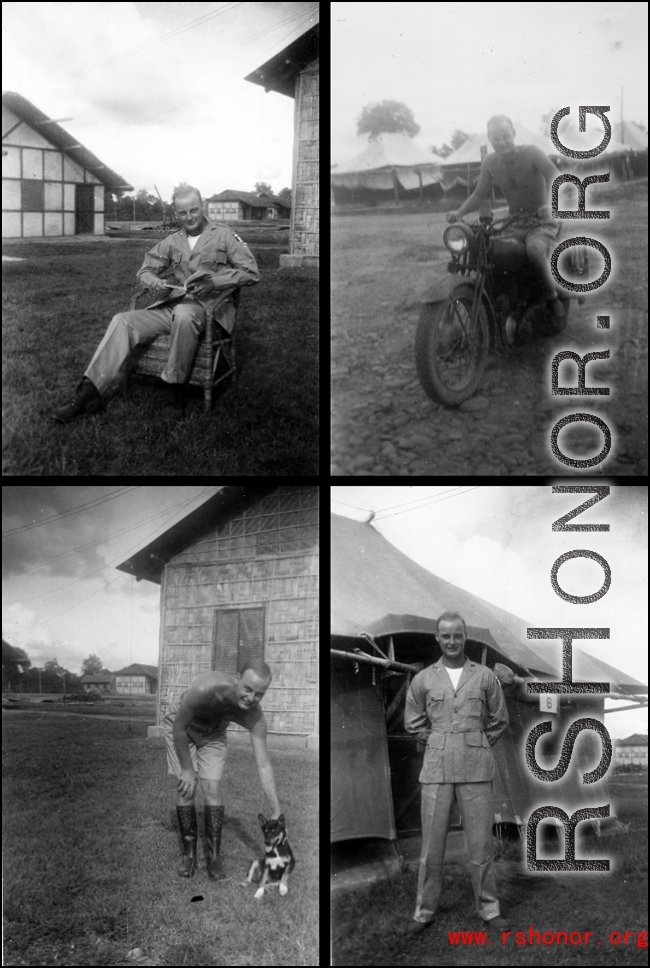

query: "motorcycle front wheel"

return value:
[414, 291, 490, 406]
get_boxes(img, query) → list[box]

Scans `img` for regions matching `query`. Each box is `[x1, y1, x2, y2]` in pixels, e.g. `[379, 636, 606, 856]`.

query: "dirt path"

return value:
[332, 181, 648, 476]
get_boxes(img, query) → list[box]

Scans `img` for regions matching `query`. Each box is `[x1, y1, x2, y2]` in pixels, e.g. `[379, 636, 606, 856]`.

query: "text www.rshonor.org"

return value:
[446, 926, 648, 947]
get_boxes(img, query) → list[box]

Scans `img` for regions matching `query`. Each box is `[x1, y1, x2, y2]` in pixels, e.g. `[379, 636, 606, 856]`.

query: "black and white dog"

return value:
[247, 813, 295, 899]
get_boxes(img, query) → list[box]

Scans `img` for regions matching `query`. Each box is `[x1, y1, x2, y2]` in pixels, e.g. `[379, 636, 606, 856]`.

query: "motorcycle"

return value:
[414, 212, 587, 407]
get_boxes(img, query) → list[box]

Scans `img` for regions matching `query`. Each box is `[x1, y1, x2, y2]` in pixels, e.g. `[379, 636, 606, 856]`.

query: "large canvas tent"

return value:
[331, 132, 443, 206]
[331, 513, 647, 847]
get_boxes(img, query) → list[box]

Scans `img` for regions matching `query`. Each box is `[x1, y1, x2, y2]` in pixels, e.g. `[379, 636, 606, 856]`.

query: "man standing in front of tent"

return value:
[404, 612, 509, 936]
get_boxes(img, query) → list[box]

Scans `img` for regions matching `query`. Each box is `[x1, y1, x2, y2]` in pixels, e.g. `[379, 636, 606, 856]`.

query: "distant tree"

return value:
[254, 182, 273, 196]
[450, 129, 471, 150]
[2, 640, 31, 692]
[277, 187, 291, 205]
[357, 100, 420, 141]
[430, 143, 454, 159]
[82, 654, 104, 676]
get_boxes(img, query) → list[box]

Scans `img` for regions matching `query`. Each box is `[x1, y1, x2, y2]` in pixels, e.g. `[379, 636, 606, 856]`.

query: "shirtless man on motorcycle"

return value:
[447, 115, 564, 325]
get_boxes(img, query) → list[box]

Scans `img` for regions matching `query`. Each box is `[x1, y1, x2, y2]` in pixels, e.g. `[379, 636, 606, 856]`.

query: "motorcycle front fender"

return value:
[420, 278, 498, 348]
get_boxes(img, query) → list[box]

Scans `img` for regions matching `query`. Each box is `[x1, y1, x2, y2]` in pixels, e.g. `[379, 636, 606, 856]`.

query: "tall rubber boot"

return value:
[176, 805, 197, 877]
[204, 805, 225, 880]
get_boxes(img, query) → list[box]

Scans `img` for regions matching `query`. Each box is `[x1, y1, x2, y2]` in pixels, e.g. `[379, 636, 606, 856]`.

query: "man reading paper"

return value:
[52, 184, 259, 422]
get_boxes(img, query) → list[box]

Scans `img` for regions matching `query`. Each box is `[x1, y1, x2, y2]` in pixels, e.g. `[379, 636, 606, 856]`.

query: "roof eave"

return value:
[116, 485, 277, 584]
[244, 23, 318, 98]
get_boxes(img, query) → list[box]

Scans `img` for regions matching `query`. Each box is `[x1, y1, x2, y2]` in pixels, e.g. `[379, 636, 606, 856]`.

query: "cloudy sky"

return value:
[3, 1, 318, 200]
[331, 485, 648, 739]
[2, 486, 223, 676]
[332, 1, 648, 165]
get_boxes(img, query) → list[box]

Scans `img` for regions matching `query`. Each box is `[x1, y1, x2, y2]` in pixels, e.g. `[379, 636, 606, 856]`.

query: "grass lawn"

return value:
[2, 231, 318, 476]
[3, 712, 319, 966]
[332, 774, 648, 966]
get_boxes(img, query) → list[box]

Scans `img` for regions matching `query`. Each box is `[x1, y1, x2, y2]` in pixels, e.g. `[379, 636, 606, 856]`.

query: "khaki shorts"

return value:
[501, 216, 560, 252]
[163, 704, 228, 780]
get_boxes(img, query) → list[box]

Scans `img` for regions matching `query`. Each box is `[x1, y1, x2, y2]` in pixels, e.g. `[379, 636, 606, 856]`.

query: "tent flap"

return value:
[331, 662, 396, 843]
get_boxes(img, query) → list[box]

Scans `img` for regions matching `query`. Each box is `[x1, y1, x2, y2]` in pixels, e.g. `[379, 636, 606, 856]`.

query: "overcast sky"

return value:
[3, 1, 318, 200]
[332, 1, 648, 165]
[331, 485, 648, 740]
[2, 486, 222, 676]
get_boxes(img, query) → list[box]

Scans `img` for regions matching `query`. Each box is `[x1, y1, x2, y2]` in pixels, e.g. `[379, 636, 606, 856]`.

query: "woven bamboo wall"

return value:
[158, 486, 318, 734]
[291, 58, 319, 256]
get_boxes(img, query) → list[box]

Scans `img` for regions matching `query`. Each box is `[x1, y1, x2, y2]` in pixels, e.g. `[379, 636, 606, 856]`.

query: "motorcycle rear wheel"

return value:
[415, 292, 490, 406]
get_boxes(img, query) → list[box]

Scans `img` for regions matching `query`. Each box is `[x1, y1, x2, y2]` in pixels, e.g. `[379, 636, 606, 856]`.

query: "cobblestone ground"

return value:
[332, 183, 648, 478]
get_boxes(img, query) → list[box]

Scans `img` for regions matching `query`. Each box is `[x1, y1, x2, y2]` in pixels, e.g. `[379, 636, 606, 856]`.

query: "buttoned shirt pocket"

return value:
[464, 731, 490, 748]
[426, 685, 446, 725]
[463, 691, 487, 727]
[464, 729, 495, 781]
[199, 251, 227, 268]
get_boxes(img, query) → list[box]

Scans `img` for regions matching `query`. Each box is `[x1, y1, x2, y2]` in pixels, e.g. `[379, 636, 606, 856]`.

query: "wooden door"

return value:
[75, 184, 95, 234]
[212, 607, 265, 674]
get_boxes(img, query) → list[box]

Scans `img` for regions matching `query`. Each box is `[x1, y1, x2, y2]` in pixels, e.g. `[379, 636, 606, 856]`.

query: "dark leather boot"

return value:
[176, 805, 197, 877]
[204, 805, 225, 880]
[51, 377, 102, 423]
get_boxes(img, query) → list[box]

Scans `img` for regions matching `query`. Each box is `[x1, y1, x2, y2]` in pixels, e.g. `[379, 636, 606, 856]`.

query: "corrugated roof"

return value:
[331, 513, 647, 693]
[2, 91, 133, 192]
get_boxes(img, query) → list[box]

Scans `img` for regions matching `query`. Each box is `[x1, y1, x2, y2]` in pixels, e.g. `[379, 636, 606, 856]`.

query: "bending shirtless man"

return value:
[163, 660, 282, 878]
[448, 114, 565, 324]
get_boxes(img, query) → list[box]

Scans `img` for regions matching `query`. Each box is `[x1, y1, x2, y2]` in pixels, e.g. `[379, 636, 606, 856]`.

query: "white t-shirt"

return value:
[445, 665, 463, 691]
[187, 234, 200, 250]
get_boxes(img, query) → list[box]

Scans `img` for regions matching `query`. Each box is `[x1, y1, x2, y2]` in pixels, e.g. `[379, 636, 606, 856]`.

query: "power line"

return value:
[2, 488, 217, 614]
[2, 486, 139, 537]
[60, 2, 244, 81]
[4, 487, 214, 584]
[375, 487, 482, 520]
[117, 5, 318, 127]
[331, 487, 480, 520]
[373, 487, 472, 516]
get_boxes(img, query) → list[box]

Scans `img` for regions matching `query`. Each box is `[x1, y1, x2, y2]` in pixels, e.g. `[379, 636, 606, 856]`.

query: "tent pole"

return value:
[331, 648, 418, 675]
[604, 700, 648, 713]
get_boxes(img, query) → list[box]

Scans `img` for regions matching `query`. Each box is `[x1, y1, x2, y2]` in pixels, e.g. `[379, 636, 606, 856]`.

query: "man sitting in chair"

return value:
[51, 184, 259, 422]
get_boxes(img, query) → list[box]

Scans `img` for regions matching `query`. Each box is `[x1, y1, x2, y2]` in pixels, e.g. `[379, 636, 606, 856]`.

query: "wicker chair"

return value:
[127, 288, 239, 411]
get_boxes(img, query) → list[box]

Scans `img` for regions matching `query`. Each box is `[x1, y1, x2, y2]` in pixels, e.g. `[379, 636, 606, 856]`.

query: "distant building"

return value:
[2, 91, 132, 239]
[81, 673, 115, 694]
[113, 663, 159, 696]
[614, 733, 648, 768]
[245, 23, 318, 267]
[205, 189, 290, 222]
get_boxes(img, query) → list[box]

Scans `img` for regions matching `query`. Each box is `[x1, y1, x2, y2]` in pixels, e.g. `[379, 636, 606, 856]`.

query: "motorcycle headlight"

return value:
[443, 223, 475, 256]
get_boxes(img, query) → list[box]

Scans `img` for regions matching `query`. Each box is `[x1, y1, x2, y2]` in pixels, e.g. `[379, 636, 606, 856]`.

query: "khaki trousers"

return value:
[84, 303, 205, 396]
[414, 781, 500, 923]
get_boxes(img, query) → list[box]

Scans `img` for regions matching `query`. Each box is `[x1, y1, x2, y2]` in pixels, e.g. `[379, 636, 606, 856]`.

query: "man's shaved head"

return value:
[487, 114, 515, 135]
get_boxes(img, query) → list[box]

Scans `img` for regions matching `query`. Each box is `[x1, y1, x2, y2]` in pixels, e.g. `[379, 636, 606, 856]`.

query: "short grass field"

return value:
[2, 228, 318, 476]
[3, 711, 319, 967]
[332, 773, 648, 967]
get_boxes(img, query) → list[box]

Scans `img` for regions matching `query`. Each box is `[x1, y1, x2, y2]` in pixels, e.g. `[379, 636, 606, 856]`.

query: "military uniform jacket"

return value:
[136, 221, 259, 333]
[404, 658, 509, 783]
